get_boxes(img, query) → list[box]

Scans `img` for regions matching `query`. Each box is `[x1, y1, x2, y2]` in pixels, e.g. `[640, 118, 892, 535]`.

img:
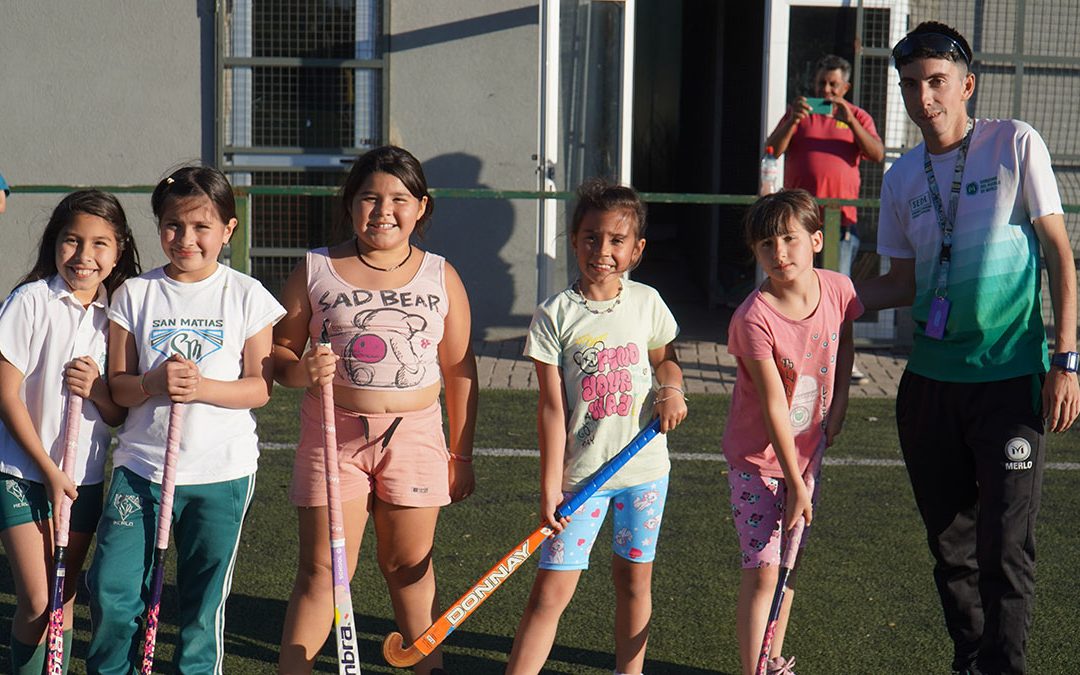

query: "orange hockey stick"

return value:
[382, 418, 661, 668]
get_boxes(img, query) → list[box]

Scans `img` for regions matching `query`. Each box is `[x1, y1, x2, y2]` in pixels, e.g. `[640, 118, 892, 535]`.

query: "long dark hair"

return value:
[16, 190, 141, 299]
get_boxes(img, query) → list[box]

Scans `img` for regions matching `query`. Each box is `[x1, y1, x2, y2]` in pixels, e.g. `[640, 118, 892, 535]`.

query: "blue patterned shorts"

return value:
[539, 474, 669, 571]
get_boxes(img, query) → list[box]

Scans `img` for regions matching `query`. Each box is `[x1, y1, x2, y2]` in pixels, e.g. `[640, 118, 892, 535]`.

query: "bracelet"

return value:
[449, 452, 473, 463]
[655, 384, 685, 397]
[653, 394, 688, 405]
[139, 373, 152, 397]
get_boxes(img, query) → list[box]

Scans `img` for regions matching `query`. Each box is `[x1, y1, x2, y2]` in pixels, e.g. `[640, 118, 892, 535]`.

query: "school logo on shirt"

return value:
[150, 318, 224, 363]
[5, 478, 29, 508]
[111, 493, 143, 527]
[909, 193, 932, 219]
[966, 182, 978, 195]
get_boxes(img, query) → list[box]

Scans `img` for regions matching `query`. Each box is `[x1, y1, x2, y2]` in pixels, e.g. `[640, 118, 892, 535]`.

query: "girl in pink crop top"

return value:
[272, 145, 478, 675]
[306, 245, 448, 390]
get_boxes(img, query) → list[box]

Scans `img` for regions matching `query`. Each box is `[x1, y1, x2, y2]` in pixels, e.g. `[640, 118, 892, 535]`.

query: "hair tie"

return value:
[165, 176, 175, 184]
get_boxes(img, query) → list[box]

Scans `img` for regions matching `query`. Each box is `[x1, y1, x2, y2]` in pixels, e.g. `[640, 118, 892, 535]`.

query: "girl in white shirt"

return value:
[0, 190, 141, 673]
[86, 167, 285, 674]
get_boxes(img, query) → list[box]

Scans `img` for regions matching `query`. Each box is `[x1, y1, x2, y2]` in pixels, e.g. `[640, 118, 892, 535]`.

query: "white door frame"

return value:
[762, 0, 910, 342]
[536, 0, 636, 303]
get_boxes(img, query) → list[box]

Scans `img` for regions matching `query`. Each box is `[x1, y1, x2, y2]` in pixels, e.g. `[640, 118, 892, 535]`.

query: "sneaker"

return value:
[850, 363, 867, 384]
[767, 655, 797, 675]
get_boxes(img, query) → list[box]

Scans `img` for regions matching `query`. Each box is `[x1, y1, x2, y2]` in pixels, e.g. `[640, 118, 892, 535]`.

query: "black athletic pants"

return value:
[896, 371, 1045, 675]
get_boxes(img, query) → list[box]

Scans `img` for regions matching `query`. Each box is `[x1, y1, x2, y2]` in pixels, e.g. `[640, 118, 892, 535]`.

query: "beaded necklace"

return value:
[574, 279, 623, 314]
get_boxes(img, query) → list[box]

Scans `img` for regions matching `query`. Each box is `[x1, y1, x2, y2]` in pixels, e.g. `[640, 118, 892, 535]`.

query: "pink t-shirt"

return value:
[722, 269, 863, 477]
[783, 103, 880, 227]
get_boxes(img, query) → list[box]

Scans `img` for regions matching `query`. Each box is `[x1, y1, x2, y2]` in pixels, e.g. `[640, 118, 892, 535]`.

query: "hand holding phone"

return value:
[805, 97, 833, 115]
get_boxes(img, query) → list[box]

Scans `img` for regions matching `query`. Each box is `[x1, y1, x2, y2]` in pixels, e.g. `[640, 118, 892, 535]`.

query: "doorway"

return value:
[630, 0, 765, 339]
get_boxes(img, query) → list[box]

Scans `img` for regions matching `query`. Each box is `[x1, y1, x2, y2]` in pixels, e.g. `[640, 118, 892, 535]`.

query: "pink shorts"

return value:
[290, 393, 451, 508]
[727, 468, 821, 569]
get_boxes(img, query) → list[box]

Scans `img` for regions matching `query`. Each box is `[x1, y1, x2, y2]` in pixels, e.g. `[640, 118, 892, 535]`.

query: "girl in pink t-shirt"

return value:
[723, 189, 862, 675]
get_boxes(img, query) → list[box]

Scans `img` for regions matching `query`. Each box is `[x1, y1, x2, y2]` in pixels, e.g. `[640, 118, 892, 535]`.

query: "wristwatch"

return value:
[1050, 351, 1079, 373]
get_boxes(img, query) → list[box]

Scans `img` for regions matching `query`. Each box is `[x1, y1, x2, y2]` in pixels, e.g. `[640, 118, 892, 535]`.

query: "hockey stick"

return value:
[754, 445, 824, 675]
[319, 328, 361, 674]
[45, 392, 82, 674]
[140, 403, 185, 674]
[382, 417, 662, 668]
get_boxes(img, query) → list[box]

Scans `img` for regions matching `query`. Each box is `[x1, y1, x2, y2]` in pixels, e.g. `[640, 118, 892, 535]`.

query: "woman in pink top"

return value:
[722, 190, 862, 675]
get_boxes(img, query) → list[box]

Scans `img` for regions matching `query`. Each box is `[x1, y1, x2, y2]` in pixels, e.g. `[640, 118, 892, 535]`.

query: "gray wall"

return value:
[387, 1, 542, 339]
[0, 0, 216, 288]
[0, 1, 543, 339]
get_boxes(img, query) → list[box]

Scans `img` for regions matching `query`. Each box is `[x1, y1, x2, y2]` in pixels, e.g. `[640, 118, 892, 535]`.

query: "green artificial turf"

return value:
[2, 388, 1078, 673]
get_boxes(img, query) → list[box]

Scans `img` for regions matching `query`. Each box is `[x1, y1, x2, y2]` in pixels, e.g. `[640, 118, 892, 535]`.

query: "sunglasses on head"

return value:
[891, 32, 972, 65]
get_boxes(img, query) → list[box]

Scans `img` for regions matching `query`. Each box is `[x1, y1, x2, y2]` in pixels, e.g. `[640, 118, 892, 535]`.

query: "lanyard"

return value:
[923, 118, 975, 297]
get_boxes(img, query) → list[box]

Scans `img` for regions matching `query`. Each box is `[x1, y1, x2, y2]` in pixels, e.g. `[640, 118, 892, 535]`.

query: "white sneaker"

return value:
[850, 364, 867, 384]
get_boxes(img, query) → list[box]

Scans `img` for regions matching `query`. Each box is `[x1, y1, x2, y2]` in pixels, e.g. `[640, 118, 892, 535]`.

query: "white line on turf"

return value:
[257, 443, 1080, 470]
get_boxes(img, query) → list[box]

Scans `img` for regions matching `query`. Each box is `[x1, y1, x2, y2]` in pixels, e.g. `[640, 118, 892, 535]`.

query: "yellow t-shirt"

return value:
[524, 280, 678, 491]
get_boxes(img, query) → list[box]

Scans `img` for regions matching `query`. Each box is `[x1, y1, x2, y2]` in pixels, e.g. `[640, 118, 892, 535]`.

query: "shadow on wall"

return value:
[422, 153, 522, 338]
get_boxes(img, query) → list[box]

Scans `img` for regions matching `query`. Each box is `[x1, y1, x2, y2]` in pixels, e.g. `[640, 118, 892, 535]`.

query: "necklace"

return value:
[355, 238, 413, 272]
[574, 279, 623, 315]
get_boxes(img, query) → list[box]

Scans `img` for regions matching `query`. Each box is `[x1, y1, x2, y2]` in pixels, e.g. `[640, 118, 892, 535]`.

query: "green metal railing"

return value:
[11, 185, 1080, 277]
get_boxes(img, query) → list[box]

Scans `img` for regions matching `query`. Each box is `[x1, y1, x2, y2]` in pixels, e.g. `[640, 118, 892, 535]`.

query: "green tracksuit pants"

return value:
[86, 466, 255, 675]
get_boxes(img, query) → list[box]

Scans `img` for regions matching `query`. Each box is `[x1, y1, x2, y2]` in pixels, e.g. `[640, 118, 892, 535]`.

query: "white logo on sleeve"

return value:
[1004, 437, 1033, 470]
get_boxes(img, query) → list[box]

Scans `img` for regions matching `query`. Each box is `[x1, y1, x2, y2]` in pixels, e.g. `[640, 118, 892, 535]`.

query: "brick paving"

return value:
[474, 337, 907, 398]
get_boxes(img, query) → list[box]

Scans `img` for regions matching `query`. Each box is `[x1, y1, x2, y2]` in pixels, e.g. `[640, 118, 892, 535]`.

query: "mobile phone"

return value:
[805, 97, 833, 115]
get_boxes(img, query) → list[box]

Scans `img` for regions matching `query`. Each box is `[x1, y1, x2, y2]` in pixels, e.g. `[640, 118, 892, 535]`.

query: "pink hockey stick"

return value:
[45, 392, 83, 674]
[319, 328, 362, 674]
[755, 446, 824, 675]
[140, 403, 185, 674]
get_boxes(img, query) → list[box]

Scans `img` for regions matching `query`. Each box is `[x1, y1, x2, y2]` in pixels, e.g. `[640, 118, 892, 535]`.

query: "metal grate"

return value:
[249, 66, 381, 149]
[219, 0, 384, 292]
[252, 1, 361, 59]
[250, 171, 345, 250]
[251, 254, 305, 301]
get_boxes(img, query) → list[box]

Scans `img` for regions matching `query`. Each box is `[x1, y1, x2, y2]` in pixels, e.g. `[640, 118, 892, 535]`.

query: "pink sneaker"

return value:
[767, 655, 797, 675]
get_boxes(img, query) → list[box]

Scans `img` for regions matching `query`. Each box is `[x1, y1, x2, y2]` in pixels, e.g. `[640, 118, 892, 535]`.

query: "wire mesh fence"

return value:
[220, 0, 384, 292]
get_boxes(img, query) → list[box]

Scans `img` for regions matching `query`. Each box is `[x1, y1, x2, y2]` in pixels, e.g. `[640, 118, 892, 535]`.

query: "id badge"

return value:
[926, 296, 951, 340]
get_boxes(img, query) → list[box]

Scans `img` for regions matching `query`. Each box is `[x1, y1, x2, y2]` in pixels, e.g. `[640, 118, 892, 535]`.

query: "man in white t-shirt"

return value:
[858, 21, 1079, 675]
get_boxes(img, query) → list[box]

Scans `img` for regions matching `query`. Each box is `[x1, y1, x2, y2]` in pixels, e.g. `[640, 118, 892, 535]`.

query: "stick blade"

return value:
[382, 631, 423, 668]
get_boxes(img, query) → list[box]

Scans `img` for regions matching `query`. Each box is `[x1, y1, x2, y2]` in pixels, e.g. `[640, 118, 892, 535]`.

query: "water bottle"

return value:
[759, 146, 780, 196]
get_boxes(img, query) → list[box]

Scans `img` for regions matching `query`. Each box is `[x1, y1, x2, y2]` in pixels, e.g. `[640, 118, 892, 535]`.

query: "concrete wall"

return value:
[0, 1, 544, 338]
[0, 0, 215, 288]
[387, 1, 543, 339]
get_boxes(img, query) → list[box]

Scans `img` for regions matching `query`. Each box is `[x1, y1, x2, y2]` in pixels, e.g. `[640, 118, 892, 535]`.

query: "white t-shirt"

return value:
[108, 265, 285, 485]
[524, 280, 678, 491]
[877, 118, 1061, 382]
[0, 276, 113, 485]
